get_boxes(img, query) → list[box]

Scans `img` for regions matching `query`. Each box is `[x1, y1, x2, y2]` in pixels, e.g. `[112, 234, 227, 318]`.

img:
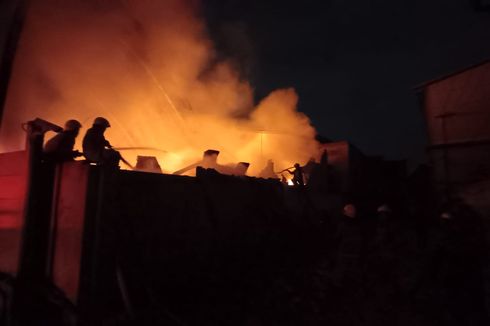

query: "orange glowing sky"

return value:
[0, 0, 319, 175]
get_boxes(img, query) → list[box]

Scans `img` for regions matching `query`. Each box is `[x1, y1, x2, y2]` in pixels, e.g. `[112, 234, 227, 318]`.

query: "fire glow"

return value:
[0, 0, 320, 176]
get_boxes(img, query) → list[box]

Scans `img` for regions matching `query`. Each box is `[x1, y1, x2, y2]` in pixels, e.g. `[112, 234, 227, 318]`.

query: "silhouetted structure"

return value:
[258, 159, 278, 179]
[234, 161, 250, 176]
[417, 59, 490, 215]
[319, 141, 407, 205]
[134, 155, 162, 173]
[0, 0, 28, 125]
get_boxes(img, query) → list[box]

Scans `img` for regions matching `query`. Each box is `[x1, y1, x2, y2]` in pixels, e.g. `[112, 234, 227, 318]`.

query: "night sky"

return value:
[204, 0, 490, 166]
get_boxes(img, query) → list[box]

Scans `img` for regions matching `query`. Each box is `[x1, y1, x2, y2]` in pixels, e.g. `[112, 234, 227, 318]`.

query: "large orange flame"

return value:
[0, 0, 319, 176]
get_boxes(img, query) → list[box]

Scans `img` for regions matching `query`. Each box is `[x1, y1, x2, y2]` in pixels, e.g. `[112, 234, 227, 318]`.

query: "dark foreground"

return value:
[2, 202, 489, 326]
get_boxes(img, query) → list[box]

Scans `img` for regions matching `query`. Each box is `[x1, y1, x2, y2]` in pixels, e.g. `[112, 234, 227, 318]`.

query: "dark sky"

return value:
[204, 0, 490, 165]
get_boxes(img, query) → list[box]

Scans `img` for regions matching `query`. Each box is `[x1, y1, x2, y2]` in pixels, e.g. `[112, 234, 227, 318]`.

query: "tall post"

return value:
[0, 0, 28, 126]
[17, 119, 61, 280]
[13, 118, 61, 324]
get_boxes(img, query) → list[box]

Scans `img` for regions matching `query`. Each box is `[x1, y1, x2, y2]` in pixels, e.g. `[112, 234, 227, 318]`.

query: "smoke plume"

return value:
[0, 0, 319, 175]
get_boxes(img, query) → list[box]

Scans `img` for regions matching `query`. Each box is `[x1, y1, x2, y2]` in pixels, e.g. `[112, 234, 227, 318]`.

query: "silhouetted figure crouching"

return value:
[82, 117, 121, 167]
[44, 119, 83, 162]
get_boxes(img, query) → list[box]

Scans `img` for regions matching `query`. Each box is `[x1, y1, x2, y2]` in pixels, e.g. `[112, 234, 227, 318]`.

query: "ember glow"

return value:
[0, 0, 319, 176]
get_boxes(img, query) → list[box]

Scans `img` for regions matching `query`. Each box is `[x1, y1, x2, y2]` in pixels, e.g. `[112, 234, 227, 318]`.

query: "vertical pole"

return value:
[260, 132, 263, 163]
[13, 122, 57, 325]
[17, 124, 56, 280]
[45, 164, 63, 278]
[0, 0, 28, 126]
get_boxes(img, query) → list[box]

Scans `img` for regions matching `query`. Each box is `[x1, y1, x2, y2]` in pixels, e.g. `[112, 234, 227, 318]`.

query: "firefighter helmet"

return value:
[64, 119, 82, 131]
[93, 117, 111, 128]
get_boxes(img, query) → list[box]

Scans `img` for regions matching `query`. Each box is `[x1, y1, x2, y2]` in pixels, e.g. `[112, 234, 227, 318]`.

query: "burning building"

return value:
[0, 1, 422, 324]
[0, 0, 320, 177]
[0, 1, 331, 323]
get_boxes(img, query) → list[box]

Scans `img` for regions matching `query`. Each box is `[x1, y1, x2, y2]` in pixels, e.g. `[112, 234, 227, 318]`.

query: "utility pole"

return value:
[0, 0, 28, 126]
[260, 130, 264, 164]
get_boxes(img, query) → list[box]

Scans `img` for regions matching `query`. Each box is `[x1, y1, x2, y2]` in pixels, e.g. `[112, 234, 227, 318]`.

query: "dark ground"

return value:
[1, 198, 489, 326]
[100, 202, 490, 326]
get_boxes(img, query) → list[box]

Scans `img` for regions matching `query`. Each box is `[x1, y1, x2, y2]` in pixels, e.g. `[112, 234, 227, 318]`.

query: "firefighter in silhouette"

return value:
[82, 117, 121, 167]
[44, 119, 83, 162]
[287, 163, 304, 186]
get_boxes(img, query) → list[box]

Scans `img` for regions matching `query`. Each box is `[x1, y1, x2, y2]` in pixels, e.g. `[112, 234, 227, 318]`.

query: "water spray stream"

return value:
[117, 39, 192, 143]
[0, 0, 321, 176]
[113, 147, 168, 153]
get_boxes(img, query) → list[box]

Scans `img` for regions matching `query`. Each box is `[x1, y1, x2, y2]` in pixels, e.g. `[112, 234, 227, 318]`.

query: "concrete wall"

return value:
[319, 141, 350, 192]
[0, 150, 27, 274]
[51, 162, 91, 302]
[423, 61, 490, 145]
[42, 165, 319, 323]
[422, 62, 490, 211]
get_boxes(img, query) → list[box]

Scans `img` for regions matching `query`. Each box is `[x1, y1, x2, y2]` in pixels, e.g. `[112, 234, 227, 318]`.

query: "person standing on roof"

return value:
[82, 117, 121, 167]
[44, 119, 83, 162]
[287, 163, 304, 186]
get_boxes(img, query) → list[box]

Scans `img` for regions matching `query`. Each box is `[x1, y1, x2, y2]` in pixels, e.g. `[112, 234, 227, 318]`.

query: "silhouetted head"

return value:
[64, 119, 81, 130]
[294, 163, 300, 168]
[64, 119, 81, 136]
[93, 117, 111, 129]
[343, 204, 357, 218]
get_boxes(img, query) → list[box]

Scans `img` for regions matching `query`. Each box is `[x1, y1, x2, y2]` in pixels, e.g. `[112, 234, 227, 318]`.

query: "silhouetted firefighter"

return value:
[43, 119, 83, 162]
[82, 117, 122, 167]
[287, 163, 304, 186]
